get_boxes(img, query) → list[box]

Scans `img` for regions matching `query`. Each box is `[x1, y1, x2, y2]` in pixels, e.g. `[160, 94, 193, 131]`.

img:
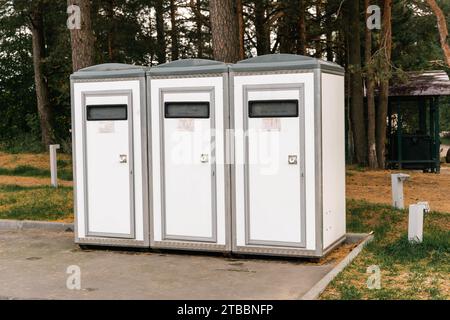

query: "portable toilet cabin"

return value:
[71, 64, 150, 248]
[147, 59, 231, 252]
[229, 54, 346, 258]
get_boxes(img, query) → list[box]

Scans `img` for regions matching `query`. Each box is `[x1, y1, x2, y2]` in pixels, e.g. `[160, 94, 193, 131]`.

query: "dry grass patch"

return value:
[316, 243, 359, 266]
[346, 165, 450, 213]
[0, 152, 71, 170]
[0, 175, 73, 187]
[0, 152, 73, 181]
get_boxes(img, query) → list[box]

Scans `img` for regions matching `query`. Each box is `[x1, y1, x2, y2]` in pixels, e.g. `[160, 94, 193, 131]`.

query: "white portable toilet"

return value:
[71, 64, 150, 247]
[230, 54, 346, 257]
[148, 60, 231, 252]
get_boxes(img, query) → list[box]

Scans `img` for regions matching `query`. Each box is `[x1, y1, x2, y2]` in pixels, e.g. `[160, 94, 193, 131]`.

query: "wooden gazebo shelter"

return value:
[387, 70, 450, 173]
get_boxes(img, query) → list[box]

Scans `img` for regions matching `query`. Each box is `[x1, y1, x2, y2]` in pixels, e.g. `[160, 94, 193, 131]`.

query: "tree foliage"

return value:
[0, 0, 448, 157]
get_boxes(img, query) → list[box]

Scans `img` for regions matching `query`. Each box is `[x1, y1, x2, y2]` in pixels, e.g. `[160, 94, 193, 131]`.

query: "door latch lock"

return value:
[119, 154, 128, 164]
[200, 154, 209, 163]
[288, 155, 298, 165]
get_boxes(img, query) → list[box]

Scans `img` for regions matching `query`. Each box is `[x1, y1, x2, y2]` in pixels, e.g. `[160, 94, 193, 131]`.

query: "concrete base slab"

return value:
[0, 229, 348, 300]
[300, 233, 374, 300]
[0, 219, 73, 232]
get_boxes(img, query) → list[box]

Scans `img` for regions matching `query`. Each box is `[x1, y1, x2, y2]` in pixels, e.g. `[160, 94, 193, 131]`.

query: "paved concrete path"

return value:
[0, 229, 335, 300]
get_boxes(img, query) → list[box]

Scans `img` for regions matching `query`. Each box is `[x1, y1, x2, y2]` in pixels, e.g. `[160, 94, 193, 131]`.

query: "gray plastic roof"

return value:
[148, 59, 229, 76]
[70, 55, 344, 80]
[388, 70, 450, 96]
[231, 54, 344, 74]
[71, 63, 147, 80]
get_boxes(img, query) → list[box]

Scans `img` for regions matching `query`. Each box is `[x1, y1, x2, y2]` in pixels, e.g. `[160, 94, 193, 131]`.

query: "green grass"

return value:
[0, 184, 73, 221]
[379, 229, 449, 265]
[0, 135, 46, 154]
[321, 200, 450, 300]
[0, 165, 73, 181]
[338, 284, 363, 300]
[0, 184, 49, 192]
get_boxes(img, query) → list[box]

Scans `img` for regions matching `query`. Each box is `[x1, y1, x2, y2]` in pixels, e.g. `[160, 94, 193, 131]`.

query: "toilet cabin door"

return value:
[161, 90, 216, 242]
[244, 87, 306, 247]
[84, 92, 134, 238]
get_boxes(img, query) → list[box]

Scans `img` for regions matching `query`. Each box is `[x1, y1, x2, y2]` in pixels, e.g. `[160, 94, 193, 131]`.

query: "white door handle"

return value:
[200, 154, 209, 163]
[119, 154, 128, 163]
[288, 155, 298, 165]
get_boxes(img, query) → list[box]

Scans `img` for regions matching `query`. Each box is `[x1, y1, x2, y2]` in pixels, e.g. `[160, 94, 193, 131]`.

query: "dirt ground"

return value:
[0, 151, 73, 188]
[347, 164, 450, 213]
[0, 175, 73, 188]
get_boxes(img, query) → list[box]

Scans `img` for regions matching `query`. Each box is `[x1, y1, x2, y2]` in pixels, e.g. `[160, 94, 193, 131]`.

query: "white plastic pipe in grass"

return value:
[408, 202, 430, 243]
[49, 144, 60, 188]
[391, 173, 410, 209]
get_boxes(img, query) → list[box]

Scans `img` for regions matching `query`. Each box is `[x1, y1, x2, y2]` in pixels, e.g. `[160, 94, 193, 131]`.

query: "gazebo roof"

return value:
[389, 70, 450, 97]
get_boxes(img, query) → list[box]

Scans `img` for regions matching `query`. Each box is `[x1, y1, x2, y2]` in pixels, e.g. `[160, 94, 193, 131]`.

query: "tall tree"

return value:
[237, 0, 245, 60]
[104, 0, 116, 61]
[346, 0, 367, 165]
[279, 0, 298, 53]
[189, 0, 210, 58]
[0, 2, 37, 148]
[68, 0, 95, 71]
[155, 0, 166, 64]
[254, 0, 271, 55]
[314, 0, 323, 58]
[324, 0, 334, 61]
[209, 0, 240, 63]
[376, 0, 393, 168]
[297, 0, 307, 55]
[426, 0, 450, 67]
[365, 0, 378, 168]
[169, 0, 179, 61]
[29, 1, 53, 147]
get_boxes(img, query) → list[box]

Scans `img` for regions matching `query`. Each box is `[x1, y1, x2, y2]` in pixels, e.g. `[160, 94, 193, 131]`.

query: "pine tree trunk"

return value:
[105, 0, 116, 61]
[170, 0, 179, 61]
[155, 0, 166, 64]
[426, 0, 450, 67]
[336, 29, 345, 66]
[365, 0, 378, 169]
[30, 2, 53, 148]
[237, 0, 245, 60]
[347, 0, 367, 165]
[209, 0, 240, 63]
[254, 0, 270, 55]
[196, 1, 203, 58]
[376, 0, 393, 168]
[190, 0, 205, 58]
[325, 0, 333, 61]
[279, 0, 297, 54]
[314, 0, 323, 58]
[68, 0, 95, 71]
[297, 0, 306, 55]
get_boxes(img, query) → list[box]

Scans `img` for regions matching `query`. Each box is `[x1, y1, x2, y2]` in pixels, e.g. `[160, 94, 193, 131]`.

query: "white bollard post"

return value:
[50, 144, 61, 188]
[408, 202, 430, 243]
[391, 173, 410, 209]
